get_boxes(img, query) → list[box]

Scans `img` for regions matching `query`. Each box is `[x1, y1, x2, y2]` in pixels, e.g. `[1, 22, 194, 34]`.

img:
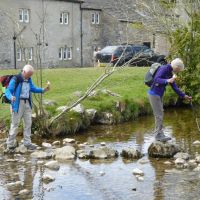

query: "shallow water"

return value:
[1, 107, 200, 200]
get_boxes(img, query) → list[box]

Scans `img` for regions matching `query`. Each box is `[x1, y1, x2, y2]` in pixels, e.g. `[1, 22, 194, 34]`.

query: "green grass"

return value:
[0, 67, 149, 120]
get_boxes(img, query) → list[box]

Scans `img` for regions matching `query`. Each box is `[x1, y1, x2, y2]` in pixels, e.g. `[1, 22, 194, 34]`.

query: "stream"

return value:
[0, 107, 200, 200]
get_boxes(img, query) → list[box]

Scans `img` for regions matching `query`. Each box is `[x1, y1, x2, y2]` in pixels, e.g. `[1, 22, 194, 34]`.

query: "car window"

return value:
[101, 46, 118, 53]
[124, 47, 132, 53]
[132, 45, 149, 53]
[115, 46, 132, 55]
[143, 49, 154, 56]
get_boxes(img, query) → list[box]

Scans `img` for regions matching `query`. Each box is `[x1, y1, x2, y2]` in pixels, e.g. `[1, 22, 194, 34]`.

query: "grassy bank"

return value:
[0, 67, 177, 134]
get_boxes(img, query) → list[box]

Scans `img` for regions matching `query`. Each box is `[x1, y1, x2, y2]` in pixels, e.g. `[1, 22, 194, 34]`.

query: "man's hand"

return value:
[184, 95, 192, 101]
[11, 96, 16, 102]
[44, 81, 50, 92]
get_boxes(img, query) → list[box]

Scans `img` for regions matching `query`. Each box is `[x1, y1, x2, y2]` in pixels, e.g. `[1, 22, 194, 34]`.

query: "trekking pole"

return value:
[190, 101, 200, 132]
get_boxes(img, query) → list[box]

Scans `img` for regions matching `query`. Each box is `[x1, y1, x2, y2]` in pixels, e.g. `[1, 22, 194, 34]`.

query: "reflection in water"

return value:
[0, 108, 200, 199]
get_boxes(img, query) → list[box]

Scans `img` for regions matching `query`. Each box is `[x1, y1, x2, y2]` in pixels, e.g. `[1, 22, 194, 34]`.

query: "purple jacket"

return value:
[150, 64, 185, 98]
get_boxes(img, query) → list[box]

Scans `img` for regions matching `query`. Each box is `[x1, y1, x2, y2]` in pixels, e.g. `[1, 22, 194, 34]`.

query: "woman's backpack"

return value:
[144, 63, 161, 87]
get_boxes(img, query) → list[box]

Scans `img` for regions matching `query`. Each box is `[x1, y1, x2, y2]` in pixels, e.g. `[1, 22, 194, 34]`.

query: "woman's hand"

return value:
[167, 77, 176, 83]
[184, 95, 192, 101]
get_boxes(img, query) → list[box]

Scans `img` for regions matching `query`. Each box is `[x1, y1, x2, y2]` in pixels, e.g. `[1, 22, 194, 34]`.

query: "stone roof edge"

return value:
[52, 0, 84, 4]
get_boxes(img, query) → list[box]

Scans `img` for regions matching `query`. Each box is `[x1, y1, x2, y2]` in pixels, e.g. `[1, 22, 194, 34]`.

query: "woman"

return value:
[148, 58, 192, 142]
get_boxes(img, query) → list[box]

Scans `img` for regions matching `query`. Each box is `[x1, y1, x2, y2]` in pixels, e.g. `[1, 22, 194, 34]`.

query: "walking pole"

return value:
[190, 101, 200, 132]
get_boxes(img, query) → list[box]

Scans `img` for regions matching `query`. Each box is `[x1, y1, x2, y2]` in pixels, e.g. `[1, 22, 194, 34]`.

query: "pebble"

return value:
[132, 168, 144, 176]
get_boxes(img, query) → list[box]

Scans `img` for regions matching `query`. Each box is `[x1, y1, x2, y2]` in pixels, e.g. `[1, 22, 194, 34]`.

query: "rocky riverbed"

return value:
[0, 108, 200, 200]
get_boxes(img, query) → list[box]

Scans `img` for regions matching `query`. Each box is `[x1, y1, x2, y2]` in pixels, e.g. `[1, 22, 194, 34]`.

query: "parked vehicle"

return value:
[131, 47, 167, 66]
[96, 44, 167, 67]
[96, 45, 133, 66]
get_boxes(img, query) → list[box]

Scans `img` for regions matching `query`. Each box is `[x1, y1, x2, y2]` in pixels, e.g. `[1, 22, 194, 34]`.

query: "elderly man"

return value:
[5, 64, 50, 151]
[148, 58, 192, 142]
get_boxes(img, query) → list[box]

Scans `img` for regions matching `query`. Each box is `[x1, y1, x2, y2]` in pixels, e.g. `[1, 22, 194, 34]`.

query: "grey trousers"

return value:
[7, 100, 32, 148]
[148, 93, 164, 135]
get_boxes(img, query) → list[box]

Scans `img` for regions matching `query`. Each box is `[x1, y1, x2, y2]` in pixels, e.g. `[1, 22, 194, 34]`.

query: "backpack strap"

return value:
[12, 73, 23, 91]
[150, 65, 161, 90]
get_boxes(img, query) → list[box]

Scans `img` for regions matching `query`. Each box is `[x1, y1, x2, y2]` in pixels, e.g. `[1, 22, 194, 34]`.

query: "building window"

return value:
[17, 47, 33, 61]
[59, 48, 63, 60]
[67, 47, 72, 60]
[63, 48, 67, 60]
[59, 47, 72, 60]
[17, 48, 22, 61]
[19, 9, 30, 23]
[60, 12, 69, 25]
[28, 47, 33, 60]
[92, 13, 100, 24]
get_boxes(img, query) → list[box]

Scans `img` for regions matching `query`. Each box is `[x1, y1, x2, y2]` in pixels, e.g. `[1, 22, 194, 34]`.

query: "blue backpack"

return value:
[144, 63, 161, 87]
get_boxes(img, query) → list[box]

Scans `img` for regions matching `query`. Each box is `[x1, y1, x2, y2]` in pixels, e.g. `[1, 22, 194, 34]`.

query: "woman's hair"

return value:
[171, 58, 184, 71]
[23, 64, 34, 73]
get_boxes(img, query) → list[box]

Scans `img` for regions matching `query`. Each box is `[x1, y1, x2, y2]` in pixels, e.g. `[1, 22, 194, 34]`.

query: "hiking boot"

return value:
[4, 146, 16, 154]
[24, 143, 37, 150]
[155, 132, 171, 142]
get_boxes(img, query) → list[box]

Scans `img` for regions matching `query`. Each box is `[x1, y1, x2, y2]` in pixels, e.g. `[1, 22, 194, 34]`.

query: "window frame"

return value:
[19, 9, 24, 22]
[95, 13, 99, 24]
[23, 9, 29, 23]
[60, 12, 69, 25]
[59, 46, 72, 60]
[91, 12, 100, 24]
[59, 48, 63, 60]
[17, 48, 22, 61]
[19, 9, 29, 23]
[91, 13, 95, 24]
[28, 47, 33, 61]
[67, 47, 72, 60]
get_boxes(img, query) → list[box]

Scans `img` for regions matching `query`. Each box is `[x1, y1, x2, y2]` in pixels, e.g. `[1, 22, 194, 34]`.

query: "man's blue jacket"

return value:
[5, 73, 44, 113]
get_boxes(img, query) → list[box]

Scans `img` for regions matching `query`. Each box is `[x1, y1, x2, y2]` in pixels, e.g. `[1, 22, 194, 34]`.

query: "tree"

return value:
[169, 1, 200, 102]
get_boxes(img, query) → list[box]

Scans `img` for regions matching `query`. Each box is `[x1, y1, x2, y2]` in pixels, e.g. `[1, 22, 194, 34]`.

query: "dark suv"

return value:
[131, 46, 167, 66]
[96, 44, 167, 66]
[96, 45, 133, 66]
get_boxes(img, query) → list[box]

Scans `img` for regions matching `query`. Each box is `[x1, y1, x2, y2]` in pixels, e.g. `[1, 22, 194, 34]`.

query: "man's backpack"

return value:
[144, 63, 161, 87]
[0, 74, 21, 103]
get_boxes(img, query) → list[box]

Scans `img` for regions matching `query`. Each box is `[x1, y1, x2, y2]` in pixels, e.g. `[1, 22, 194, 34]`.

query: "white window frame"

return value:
[19, 9, 23, 22]
[59, 47, 72, 60]
[92, 13, 95, 24]
[92, 13, 100, 24]
[67, 47, 72, 60]
[60, 12, 69, 25]
[63, 47, 67, 60]
[22, 48, 27, 61]
[64, 12, 69, 25]
[60, 13, 63, 24]
[28, 47, 33, 61]
[95, 13, 99, 24]
[59, 48, 63, 60]
[19, 9, 29, 23]
[24, 9, 29, 23]
[17, 48, 22, 61]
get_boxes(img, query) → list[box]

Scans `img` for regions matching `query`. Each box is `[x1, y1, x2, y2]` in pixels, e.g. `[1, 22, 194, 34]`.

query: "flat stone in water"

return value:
[148, 141, 181, 158]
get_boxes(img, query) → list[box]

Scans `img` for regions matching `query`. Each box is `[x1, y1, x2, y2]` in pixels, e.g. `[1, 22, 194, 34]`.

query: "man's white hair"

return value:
[171, 58, 184, 71]
[23, 64, 34, 73]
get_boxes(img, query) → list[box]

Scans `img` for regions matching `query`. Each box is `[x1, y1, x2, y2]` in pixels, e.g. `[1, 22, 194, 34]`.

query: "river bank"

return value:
[0, 67, 179, 136]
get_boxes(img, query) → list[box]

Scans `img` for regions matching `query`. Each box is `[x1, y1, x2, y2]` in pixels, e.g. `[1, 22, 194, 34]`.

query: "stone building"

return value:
[0, 0, 82, 69]
[0, 0, 187, 68]
[81, 0, 155, 66]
